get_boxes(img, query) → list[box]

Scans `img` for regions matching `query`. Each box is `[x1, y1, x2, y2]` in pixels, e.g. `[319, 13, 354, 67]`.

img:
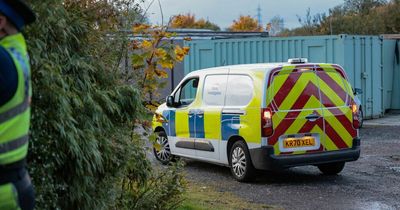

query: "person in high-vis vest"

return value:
[0, 0, 36, 209]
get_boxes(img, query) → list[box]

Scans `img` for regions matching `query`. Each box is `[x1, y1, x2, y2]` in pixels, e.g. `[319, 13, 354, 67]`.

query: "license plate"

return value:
[283, 137, 316, 148]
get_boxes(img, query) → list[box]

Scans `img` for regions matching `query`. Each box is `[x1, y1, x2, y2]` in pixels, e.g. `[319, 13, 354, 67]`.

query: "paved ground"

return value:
[364, 113, 400, 126]
[181, 117, 400, 210]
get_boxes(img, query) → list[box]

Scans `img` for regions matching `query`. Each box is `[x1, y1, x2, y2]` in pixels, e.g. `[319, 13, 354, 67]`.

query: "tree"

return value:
[279, 0, 399, 36]
[381, 0, 400, 33]
[130, 23, 191, 109]
[228, 15, 263, 32]
[344, 0, 386, 14]
[170, 13, 220, 31]
[268, 16, 285, 36]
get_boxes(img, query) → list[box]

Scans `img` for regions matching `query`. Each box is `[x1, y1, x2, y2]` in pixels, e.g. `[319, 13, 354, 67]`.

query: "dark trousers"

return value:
[0, 167, 35, 210]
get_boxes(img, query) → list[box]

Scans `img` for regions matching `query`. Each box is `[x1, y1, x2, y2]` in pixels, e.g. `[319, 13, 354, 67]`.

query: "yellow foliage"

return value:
[131, 24, 191, 109]
[228, 15, 263, 32]
[155, 48, 167, 58]
[183, 46, 190, 54]
[159, 60, 174, 69]
[170, 13, 196, 28]
[174, 45, 190, 62]
[133, 23, 151, 33]
[155, 69, 169, 78]
[170, 13, 220, 31]
[141, 40, 153, 49]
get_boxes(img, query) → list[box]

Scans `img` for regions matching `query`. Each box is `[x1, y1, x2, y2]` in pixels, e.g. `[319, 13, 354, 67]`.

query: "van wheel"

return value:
[153, 131, 172, 165]
[229, 141, 255, 182]
[317, 162, 345, 175]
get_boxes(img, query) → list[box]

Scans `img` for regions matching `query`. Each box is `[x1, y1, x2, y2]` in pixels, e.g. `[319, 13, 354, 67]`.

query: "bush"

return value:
[25, 1, 185, 209]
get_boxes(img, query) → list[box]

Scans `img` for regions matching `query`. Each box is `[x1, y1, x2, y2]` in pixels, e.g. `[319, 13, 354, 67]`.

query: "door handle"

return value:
[222, 109, 246, 115]
[305, 113, 320, 121]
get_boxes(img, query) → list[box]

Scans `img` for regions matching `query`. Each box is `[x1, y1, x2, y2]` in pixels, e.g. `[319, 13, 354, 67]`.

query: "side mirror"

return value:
[166, 95, 175, 107]
[354, 88, 363, 95]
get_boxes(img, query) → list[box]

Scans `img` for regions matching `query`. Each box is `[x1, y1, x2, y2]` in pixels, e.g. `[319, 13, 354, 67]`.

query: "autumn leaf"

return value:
[182, 46, 190, 54]
[155, 69, 169, 78]
[131, 54, 145, 69]
[174, 45, 187, 62]
[154, 48, 167, 58]
[131, 40, 140, 50]
[159, 59, 174, 69]
[146, 104, 159, 112]
[141, 40, 153, 49]
[133, 23, 151, 33]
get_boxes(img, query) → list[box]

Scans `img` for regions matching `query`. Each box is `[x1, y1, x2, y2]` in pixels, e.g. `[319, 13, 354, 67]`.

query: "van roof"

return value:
[186, 62, 341, 77]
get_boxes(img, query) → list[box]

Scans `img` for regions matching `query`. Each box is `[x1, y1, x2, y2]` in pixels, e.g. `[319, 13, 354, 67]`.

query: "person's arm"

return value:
[0, 46, 18, 107]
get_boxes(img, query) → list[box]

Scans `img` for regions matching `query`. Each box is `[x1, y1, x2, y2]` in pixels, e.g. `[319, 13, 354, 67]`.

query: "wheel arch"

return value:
[154, 126, 165, 134]
[226, 135, 247, 163]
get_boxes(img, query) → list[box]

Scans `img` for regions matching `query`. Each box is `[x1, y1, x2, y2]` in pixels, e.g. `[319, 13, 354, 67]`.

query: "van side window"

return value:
[225, 75, 254, 106]
[203, 75, 228, 106]
[174, 77, 199, 107]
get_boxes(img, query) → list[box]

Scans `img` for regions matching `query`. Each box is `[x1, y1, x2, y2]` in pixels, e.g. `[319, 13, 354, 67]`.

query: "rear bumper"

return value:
[249, 138, 360, 170]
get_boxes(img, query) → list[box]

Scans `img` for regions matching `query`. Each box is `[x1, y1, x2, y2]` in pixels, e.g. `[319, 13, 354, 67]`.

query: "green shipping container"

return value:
[184, 35, 400, 119]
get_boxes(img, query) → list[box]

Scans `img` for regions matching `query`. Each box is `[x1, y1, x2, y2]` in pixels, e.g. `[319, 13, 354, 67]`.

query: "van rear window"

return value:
[268, 71, 322, 111]
[316, 70, 350, 107]
[267, 68, 351, 111]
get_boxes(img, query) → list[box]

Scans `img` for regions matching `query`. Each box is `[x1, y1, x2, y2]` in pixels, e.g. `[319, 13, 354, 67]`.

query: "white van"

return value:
[152, 59, 361, 181]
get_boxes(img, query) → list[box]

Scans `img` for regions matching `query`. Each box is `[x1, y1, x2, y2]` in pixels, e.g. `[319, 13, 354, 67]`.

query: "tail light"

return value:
[261, 108, 273, 137]
[352, 103, 360, 129]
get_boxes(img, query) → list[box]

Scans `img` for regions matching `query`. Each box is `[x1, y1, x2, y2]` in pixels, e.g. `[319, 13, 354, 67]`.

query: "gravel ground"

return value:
[181, 125, 400, 210]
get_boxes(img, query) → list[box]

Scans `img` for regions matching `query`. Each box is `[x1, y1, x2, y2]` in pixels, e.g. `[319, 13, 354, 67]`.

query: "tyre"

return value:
[317, 162, 345, 175]
[229, 141, 255, 182]
[153, 131, 173, 165]
[358, 107, 363, 128]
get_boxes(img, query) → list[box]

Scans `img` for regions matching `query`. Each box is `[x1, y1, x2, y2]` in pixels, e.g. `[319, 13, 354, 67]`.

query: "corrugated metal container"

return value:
[382, 38, 400, 110]
[184, 35, 385, 119]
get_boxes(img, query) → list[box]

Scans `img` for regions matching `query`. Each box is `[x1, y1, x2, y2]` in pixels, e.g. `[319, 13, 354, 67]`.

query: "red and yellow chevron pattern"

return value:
[266, 64, 357, 156]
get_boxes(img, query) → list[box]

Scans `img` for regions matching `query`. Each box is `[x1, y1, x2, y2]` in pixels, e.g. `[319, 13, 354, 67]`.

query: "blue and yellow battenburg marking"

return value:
[153, 71, 265, 144]
[162, 110, 175, 136]
[160, 109, 242, 141]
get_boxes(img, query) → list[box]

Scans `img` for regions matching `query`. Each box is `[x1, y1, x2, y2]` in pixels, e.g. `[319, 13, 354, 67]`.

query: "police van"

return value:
[152, 58, 361, 181]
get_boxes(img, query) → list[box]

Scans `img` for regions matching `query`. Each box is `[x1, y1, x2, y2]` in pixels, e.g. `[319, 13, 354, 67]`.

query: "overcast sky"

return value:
[145, 0, 344, 30]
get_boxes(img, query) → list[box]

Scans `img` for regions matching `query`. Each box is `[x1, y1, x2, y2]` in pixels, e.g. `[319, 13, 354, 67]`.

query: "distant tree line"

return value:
[280, 0, 400, 36]
[170, 13, 221, 31]
[169, 0, 399, 36]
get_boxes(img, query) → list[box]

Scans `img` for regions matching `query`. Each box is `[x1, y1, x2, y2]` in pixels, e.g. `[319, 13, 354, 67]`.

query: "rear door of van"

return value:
[266, 64, 357, 156]
[266, 65, 325, 155]
[316, 64, 357, 152]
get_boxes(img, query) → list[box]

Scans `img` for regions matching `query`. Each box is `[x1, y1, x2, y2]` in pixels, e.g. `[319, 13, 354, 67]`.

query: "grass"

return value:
[177, 182, 278, 210]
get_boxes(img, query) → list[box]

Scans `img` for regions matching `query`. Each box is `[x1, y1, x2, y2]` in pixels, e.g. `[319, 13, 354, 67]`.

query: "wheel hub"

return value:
[156, 136, 171, 162]
[232, 147, 246, 177]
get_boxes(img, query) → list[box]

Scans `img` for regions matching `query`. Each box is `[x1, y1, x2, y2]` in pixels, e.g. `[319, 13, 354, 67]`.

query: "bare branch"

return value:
[140, 0, 155, 23]
[157, 0, 164, 26]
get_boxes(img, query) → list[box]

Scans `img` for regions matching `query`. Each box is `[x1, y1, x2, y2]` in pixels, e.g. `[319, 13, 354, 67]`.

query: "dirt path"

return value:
[183, 125, 400, 210]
